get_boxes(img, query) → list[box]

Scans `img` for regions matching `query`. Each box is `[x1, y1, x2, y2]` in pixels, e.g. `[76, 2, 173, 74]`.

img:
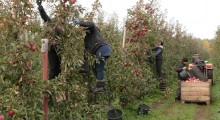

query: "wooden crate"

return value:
[181, 81, 211, 105]
[207, 79, 212, 84]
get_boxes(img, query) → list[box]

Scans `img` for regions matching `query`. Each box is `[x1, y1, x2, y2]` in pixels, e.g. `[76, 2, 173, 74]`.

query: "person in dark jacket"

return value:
[192, 53, 201, 63]
[146, 41, 163, 80]
[175, 58, 188, 80]
[37, 0, 63, 80]
[73, 18, 111, 92]
[175, 58, 188, 101]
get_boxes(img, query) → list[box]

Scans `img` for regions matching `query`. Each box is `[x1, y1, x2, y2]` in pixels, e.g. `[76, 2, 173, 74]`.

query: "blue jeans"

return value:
[93, 45, 111, 80]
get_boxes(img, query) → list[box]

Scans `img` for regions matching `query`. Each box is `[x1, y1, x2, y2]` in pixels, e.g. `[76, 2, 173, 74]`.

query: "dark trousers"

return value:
[48, 50, 61, 80]
[156, 58, 162, 78]
[93, 57, 109, 80]
[176, 80, 181, 98]
[93, 45, 111, 80]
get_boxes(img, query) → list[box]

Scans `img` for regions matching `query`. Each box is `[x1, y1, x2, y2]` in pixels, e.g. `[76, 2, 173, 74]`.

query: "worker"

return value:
[73, 18, 111, 92]
[37, 0, 63, 80]
[175, 58, 188, 100]
[146, 41, 164, 80]
[192, 53, 201, 64]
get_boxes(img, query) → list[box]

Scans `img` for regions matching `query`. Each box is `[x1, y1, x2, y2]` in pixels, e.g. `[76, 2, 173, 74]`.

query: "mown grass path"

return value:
[121, 78, 220, 120]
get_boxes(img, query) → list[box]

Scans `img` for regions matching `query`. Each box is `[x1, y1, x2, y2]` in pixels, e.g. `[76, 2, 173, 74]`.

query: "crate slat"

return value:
[181, 91, 210, 96]
[181, 96, 210, 101]
[181, 87, 210, 92]
[181, 82, 210, 87]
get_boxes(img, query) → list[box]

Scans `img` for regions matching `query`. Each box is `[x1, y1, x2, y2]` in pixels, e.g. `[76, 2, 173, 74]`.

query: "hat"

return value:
[182, 58, 188, 62]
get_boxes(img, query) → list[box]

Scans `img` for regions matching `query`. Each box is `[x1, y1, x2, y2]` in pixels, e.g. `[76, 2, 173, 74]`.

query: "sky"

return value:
[78, 0, 220, 39]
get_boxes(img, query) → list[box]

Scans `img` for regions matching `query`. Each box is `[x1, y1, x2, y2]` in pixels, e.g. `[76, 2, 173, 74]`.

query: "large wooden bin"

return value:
[181, 81, 211, 105]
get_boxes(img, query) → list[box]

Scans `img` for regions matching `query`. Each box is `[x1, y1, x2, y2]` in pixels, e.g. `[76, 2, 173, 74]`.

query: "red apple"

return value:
[0, 114, 4, 120]
[133, 70, 141, 77]
[64, 0, 68, 3]
[8, 110, 15, 117]
[135, 71, 141, 77]
[132, 25, 137, 30]
[142, 26, 148, 31]
[150, 10, 154, 14]
[69, 0, 76, 5]
[138, 29, 142, 34]
[123, 62, 130, 67]
[145, 5, 150, 10]
[136, 16, 141, 21]
[31, 44, 37, 51]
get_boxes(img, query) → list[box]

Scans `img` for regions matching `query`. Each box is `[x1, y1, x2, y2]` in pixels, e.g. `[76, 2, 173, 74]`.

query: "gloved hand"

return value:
[145, 55, 153, 63]
[182, 67, 186, 70]
[147, 55, 152, 58]
[36, 0, 42, 6]
[72, 18, 80, 24]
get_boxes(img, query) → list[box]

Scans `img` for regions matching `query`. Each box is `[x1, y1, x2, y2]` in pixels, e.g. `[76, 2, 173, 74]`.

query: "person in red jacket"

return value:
[73, 18, 111, 93]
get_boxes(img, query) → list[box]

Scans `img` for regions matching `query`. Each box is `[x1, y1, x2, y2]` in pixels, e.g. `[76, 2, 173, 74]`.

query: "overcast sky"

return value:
[78, 0, 220, 39]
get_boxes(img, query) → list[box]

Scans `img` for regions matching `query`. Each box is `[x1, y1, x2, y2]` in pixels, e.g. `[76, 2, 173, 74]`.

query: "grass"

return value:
[113, 72, 220, 120]
[208, 81, 220, 120]
[96, 63, 220, 120]
[121, 91, 197, 120]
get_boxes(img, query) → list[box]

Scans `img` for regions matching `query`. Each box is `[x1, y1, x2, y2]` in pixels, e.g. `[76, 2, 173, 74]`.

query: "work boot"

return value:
[94, 80, 105, 93]
[157, 77, 163, 80]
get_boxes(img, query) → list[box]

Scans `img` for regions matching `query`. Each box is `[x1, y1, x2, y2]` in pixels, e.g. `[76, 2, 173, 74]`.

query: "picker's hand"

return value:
[72, 18, 80, 25]
[182, 67, 186, 70]
[147, 55, 152, 58]
[36, 0, 42, 6]
[145, 55, 153, 63]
